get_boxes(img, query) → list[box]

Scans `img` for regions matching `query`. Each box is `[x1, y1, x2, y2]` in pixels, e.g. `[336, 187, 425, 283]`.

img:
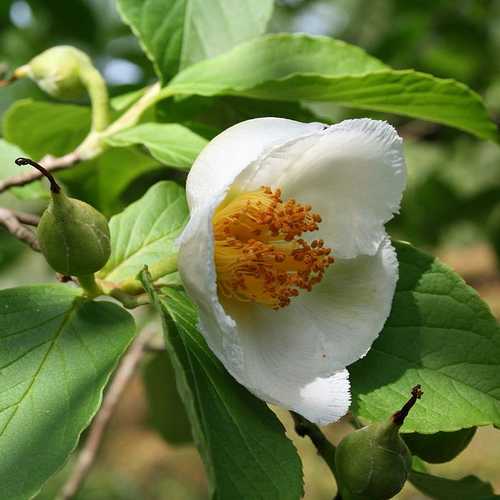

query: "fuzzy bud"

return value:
[14, 46, 92, 100]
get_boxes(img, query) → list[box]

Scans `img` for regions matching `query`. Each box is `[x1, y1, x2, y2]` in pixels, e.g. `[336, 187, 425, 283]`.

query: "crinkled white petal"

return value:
[186, 117, 325, 210]
[179, 117, 403, 423]
[178, 193, 397, 421]
[179, 205, 352, 424]
[233, 119, 406, 258]
[297, 370, 351, 425]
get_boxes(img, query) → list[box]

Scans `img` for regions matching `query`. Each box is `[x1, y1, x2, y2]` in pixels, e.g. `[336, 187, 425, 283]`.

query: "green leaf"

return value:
[166, 34, 498, 141]
[168, 34, 387, 93]
[350, 241, 500, 433]
[0, 285, 135, 500]
[116, 0, 274, 82]
[59, 146, 165, 216]
[409, 470, 499, 500]
[0, 138, 47, 200]
[105, 123, 208, 170]
[0, 232, 24, 272]
[145, 281, 303, 500]
[98, 181, 188, 283]
[403, 427, 476, 464]
[1, 99, 167, 213]
[110, 87, 148, 111]
[156, 95, 320, 138]
[143, 351, 192, 445]
[2, 99, 91, 159]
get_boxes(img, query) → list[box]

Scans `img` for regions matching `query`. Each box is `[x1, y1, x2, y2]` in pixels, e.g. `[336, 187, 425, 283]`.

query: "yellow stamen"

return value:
[213, 186, 334, 309]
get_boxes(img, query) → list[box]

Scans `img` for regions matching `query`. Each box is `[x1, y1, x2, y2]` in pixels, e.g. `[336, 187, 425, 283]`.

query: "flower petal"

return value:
[233, 119, 406, 258]
[186, 117, 325, 210]
[177, 196, 246, 381]
[297, 370, 351, 425]
[222, 238, 398, 381]
[179, 117, 402, 424]
[179, 190, 397, 421]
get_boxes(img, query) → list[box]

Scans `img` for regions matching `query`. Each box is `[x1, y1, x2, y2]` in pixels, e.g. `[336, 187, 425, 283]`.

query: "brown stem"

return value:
[392, 385, 423, 426]
[57, 328, 155, 500]
[291, 411, 337, 475]
[15, 157, 61, 193]
[0, 208, 40, 251]
[14, 211, 40, 226]
[0, 151, 81, 194]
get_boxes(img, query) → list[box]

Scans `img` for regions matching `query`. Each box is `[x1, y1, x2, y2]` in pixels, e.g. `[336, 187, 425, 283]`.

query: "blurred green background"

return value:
[1, 0, 500, 498]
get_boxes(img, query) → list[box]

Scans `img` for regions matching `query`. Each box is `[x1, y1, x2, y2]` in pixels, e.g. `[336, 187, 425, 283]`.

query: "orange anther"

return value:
[212, 186, 334, 309]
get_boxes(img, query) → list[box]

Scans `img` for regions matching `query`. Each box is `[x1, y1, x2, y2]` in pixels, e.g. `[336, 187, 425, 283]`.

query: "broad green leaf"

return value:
[105, 123, 208, 170]
[403, 427, 476, 464]
[409, 470, 498, 500]
[0, 285, 135, 500]
[116, 0, 274, 82]
[166, 34, 498, 141]
[143, 351, 192, 445]
[167, 34, 387, 93]
[350, 241, 500, 433]
[0, 138, 47, 200]
[2, 99, 91, 159]
[146, 282, 303, 500]
[98, 181, 188, 283]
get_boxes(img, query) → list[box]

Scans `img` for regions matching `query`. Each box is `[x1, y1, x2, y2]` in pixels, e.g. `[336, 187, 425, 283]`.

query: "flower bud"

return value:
[15, 158, 110, 276]
[403, 427, 476, 464]
[14, 46, 91, 100]
[335, 385, 423, 500]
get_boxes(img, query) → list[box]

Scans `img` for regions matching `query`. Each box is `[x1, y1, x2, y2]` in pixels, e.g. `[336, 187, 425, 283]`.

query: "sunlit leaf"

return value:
[98, 181, 188, 283]
[350, 241, 500, 432]
[166, 34, 498, 141]
[116, 0, 274, 82]
[2, 99, 90, 159]
[0, 285, 135, 500]
[105, 123, 207, 170]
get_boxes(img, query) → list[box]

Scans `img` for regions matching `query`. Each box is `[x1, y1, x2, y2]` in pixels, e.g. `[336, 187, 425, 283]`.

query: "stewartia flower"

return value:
[178, 118, 406, 425]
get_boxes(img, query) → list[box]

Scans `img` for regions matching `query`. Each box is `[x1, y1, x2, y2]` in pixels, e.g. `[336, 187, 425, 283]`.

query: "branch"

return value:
[14, 211, 40, 226]
[0, 81, 162, 195]
[57, 328, 155, 500]
[0, 151, 81, 194]
[291, 411, 337, 476]
[0, 208, 40, 251]
[102, 82, 161, 137]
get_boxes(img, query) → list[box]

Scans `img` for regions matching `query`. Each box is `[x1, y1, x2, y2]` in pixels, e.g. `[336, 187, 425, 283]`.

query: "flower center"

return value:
[213, 186, 334, 309]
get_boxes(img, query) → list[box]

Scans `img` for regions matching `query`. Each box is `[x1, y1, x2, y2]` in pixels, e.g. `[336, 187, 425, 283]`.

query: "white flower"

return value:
[177, 118, 406, 425]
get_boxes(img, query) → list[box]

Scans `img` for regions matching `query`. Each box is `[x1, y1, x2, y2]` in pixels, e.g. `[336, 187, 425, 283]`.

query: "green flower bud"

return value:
[15, 157, 110, 276]
[15, 46, 91, 100]
[335, 385, 423, 500]
[403, 427, 476, 464]
[12, 45, 110, 137]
